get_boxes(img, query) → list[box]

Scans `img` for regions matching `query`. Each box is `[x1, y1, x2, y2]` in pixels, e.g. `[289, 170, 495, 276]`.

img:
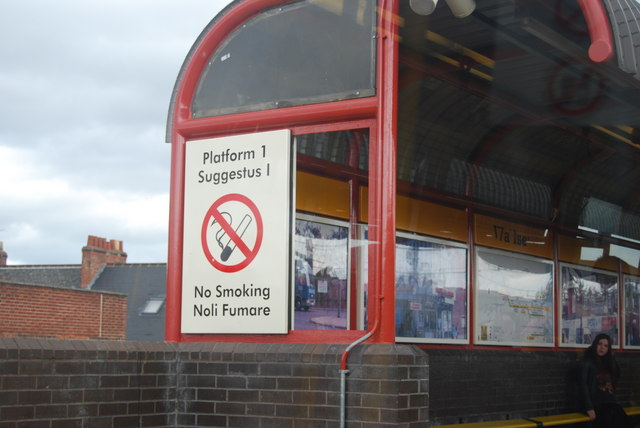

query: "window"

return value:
[395, 233, 468, 343]
[296, 129, 369, 170]
[140, 298, 165, 315]
[192, 0, 377, 118]
[293, 215, 350, 330]
[623, 275, 640, 348]
[475, 248, 554, 347]
[560, 264, 619, 347]
[396, 0, 640, 350]
[292, 127, 371, 331]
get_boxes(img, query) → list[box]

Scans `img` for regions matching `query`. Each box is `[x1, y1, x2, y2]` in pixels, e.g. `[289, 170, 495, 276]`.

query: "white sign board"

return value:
[181, 129, 291, 334]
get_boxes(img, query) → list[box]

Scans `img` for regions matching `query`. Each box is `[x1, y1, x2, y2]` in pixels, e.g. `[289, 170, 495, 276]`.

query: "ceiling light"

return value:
[410, 0, 439, 16]
[445, 0, 476, 18]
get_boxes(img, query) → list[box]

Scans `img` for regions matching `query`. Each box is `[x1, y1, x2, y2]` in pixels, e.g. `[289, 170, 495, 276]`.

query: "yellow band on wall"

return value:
[296, 171, 350, 219]
[358, 187, 467, 242]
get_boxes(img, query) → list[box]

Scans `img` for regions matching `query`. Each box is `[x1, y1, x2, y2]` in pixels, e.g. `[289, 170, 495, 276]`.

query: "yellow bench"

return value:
[527, 413, 589, 426]
[625, 406, 640, 416]
[436, 420, 537, 428]
[435, 406, 639, 427]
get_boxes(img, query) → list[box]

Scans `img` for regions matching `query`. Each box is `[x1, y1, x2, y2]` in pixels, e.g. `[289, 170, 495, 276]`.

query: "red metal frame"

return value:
[371, 0, 399, 343]
[576, 0, 614, 63]
[166, 0, 399, 344]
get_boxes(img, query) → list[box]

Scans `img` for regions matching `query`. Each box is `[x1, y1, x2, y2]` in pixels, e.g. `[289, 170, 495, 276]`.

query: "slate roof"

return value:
[90, 263, 167, 342]
[0, 265, 81, 288]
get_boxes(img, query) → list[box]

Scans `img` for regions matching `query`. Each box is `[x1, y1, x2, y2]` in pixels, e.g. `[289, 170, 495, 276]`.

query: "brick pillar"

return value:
[0, 242, 7, 266]
[80, 235, 127, 288]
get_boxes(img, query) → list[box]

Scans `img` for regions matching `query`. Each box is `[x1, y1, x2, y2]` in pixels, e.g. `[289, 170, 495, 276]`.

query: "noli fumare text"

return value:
[193, 284, 272, 317]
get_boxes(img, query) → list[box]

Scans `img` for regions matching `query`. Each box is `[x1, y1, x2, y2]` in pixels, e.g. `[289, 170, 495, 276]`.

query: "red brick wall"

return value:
[0, 282, 126, 340]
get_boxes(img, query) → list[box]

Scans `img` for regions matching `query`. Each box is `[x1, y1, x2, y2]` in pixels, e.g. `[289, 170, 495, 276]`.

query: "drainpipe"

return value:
[340, 0, 396, 425]
[339, 316, 381, 428]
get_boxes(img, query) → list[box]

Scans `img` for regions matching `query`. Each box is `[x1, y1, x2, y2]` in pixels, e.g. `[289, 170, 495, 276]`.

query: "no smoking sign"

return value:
[181, 129, 291, 334]
[201, 193, 263, 273]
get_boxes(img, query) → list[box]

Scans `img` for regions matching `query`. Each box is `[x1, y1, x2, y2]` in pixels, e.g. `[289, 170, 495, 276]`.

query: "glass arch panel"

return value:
[192, 0, 377, 118]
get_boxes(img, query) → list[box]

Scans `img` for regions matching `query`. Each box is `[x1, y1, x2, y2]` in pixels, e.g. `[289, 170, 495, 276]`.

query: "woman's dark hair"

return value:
[584, 333, 620, 381]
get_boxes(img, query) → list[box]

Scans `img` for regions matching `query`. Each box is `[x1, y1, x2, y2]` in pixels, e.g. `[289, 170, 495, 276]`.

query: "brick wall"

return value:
[176, 343, 428, 427]
[0, 339, 175, 428]
[0, 340, 428, 428]
[0, 340, 638, 427]
[0, 283, 126, 340]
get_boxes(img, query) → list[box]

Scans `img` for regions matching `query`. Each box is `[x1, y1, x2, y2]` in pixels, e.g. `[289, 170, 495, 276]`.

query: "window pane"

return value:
[293, 216, 349, 330]
[193, 0, 377, 118]
[624, 275, 640, 348]
[398, 0, 640, 350]
[141, 298, 165, 315]
[397, 2, 640, 240]
[294, 127, 370, 331]
[560, 265, 619, 346]
[296, 129, 369, 169]
[395, 234, 468, 342]
[475, 248, 554, 346]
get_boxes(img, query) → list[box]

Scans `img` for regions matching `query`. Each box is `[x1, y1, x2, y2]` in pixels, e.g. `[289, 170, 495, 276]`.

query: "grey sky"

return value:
[0, 0, 231, 264]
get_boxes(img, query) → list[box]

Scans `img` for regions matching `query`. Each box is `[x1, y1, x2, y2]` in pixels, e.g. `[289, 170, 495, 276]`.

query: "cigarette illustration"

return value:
[213, 213, 253, 262]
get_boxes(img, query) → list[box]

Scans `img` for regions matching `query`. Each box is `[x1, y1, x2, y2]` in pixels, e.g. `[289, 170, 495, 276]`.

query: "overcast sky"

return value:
[0, 0, 232, 265]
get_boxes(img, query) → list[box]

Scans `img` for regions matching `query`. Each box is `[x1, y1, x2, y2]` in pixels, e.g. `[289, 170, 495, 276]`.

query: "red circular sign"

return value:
[200, 193, 263, 272]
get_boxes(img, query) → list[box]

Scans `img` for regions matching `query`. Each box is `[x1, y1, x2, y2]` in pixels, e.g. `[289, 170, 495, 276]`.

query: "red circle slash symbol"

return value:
[201, 193, 263, 273]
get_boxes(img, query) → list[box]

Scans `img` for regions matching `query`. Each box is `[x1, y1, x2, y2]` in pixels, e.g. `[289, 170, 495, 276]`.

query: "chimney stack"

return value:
[0, 242, 7, 267]
[80, 235, 127, 288]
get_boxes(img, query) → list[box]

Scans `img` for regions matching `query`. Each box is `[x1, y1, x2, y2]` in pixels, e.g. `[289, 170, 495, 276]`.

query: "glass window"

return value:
[395, 233, 468, 343]
[192, 0, 377, 118]
[397, 2, 640, 249]
[475, 248, 554, 347]
[624, 275, 640, 348]
[356, 224, 369, 330]
[140, 298, 165, 315]
[293, 215, 349, 330]
[397, 0, 640, 349]
[560, 264, 619, 347]
[296, 129, 369, 169]
[293, 126, 371, 332]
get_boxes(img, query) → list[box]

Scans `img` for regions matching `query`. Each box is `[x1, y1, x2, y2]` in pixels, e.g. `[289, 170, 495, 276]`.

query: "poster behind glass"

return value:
[560, 264, 618, 347]
[293, 216, 349, 330]
[475, 248, 554, 346]
[623, 275, 640, 348]
[395, 233, 468, 343]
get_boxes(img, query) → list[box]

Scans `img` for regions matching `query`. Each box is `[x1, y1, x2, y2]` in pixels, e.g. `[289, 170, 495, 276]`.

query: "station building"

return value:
[1, 0, 639, 427]
[163, 0, 640, 425]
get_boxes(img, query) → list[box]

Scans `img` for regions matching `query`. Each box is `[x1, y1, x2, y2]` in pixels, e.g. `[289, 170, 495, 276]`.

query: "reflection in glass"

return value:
[475, 249, 554, 346]
[624, 275, 640, 348]
[610, 244, 640, 269]
[395, 235, 467, 342]
[356, 225, 369, 330]
[560, 265, 618, 346]
[396, 2, 640, 244]
[296, 129, 369, 169]
[293, 217, 349, 330]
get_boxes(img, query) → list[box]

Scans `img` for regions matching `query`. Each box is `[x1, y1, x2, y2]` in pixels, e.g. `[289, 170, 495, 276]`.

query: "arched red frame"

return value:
[166, 0, 399, 344]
